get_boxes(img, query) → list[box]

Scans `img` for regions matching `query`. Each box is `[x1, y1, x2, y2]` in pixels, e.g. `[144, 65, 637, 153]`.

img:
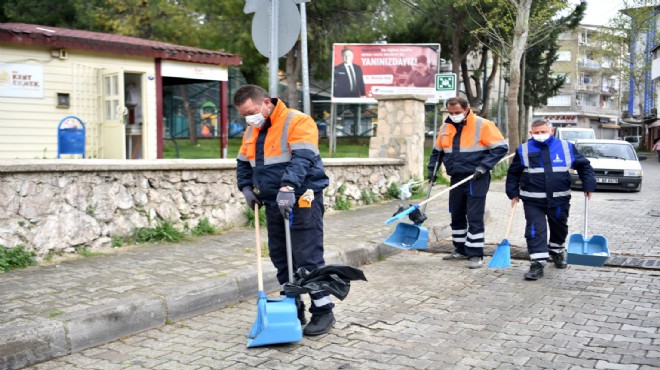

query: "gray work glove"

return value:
[241, 187, 261, 208]
[276, 189, 296, 218]
[473, 165, 488, 180]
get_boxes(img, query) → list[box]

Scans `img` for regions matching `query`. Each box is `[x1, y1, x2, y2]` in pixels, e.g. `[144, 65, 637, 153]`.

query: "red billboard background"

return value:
[331, 43, 440, 104]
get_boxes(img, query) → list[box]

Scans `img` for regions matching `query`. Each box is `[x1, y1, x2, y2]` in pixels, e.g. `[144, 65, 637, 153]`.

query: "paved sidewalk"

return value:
[2, 176, 659, 369]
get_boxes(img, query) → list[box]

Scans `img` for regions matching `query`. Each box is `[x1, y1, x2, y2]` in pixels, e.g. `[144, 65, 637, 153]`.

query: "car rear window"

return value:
[576, 143, 637, 160]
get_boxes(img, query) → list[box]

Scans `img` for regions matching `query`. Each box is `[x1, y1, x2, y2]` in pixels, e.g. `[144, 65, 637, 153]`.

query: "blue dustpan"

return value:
[567, 196, 609, 267]
[247, 210, 302, 348]
[246, 296, 302, 347]
[384, 222, 429, 250]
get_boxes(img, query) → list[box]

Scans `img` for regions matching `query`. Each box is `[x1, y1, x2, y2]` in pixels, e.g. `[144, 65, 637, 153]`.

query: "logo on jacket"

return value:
[553, 154, 564, 163]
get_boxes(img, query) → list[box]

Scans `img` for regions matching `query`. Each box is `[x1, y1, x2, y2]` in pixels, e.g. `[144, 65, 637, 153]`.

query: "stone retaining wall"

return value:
[0, 158, 404, 258]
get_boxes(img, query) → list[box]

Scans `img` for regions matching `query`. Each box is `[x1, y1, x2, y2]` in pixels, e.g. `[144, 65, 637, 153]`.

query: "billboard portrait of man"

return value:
[333, 46, 365, 98]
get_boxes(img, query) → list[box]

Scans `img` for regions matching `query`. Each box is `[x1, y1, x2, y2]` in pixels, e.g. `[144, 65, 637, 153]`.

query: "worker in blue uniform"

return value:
[235, 84, 334, 335]
[506, 119, 596, 280]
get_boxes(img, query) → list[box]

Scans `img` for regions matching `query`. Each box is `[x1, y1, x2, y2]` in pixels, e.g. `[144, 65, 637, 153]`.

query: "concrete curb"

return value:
[0, 238, 391, 370]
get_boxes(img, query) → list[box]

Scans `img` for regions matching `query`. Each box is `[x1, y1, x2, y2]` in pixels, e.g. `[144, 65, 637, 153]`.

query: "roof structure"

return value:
[0, 23, 241, 66]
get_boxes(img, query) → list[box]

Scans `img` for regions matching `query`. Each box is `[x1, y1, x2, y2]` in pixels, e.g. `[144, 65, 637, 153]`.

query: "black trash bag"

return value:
[393, 203, 427, 225]
[407, 205, 427, 225]
[283, 264, 367, 301]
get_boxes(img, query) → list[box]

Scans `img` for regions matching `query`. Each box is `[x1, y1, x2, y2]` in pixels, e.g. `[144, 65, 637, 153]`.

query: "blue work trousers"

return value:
[448, 174, 490, 258]
[264, 192, 334, 314]
[523, 201, 570, 261]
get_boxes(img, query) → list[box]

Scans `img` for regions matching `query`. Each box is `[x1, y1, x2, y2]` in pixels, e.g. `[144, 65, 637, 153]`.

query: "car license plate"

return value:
[596, 177, 618, 183]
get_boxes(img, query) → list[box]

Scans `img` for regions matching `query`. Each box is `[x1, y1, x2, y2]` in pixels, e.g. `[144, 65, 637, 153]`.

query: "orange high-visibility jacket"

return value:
[429, 110, 508, 178]
[237, 99, 328, 200]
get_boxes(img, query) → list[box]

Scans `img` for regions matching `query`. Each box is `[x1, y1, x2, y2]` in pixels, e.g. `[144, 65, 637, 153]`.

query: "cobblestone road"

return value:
[27, 252, 660, 370]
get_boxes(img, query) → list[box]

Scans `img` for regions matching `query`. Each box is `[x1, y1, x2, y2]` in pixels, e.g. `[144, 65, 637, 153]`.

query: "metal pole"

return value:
[269, 0, 279, 97]
[329, 103, 336, 157]
[300, 2, 310, 115]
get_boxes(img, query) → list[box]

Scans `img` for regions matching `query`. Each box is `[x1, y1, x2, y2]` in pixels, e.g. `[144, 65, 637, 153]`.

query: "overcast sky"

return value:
[581, 0, 626, 25]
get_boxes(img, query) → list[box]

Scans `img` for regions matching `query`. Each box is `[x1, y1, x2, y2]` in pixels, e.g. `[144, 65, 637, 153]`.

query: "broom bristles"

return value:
[488, 240, 511, 268]
[247, 291, 268, 339]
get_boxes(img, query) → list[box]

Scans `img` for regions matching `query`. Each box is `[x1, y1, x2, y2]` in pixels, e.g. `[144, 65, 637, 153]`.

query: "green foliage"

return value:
[0, 245, 35, 272]
[334, 184, 351, 210]
[245, 206, 266, 228]
[191, 218, 218, 236]
[75, 247, 101, 257]
[491, 160, 510, 181]
[360, 189, 377, 205]
[386, 182, 400, 199]
[111, 236, 125, 248]
[134, 220, 186, 243]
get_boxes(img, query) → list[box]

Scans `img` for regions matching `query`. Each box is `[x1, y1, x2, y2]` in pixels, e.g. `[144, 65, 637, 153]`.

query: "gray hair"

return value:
[531, 119, 553, 128]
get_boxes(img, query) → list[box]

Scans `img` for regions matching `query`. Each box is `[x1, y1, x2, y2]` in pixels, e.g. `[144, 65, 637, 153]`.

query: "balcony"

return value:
[577, 83, 600, 93]
[576, 102, 619, 116]
[578, 60, 601, 70]
[601, 86, 619, 95]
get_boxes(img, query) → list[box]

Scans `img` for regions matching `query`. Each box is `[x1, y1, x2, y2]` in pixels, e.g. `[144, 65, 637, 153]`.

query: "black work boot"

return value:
[302, 311, 335, 336]
[524, 261, 545, 281]
[296, 298, 307, 325]
[551, 251, 567, 269]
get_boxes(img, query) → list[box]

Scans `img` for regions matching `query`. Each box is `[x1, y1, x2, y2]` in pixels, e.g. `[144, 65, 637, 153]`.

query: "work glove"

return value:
[473, 165, 489, 180]
[276, 188, 296, 218]
[427, 165, 438, 183]
[241, 187, 261, 209]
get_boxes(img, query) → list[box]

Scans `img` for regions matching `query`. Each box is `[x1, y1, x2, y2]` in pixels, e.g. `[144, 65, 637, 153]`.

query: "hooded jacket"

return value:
[237, 99, 329, 200]
[428, 109, 508, 178]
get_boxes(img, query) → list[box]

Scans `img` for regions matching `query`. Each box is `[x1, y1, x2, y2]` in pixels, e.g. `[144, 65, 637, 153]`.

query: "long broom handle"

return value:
[254, 204, 264, 292]
[504, 201, 518, 239]
[417, 152, 515, 209]
[420, 160, 440, 214]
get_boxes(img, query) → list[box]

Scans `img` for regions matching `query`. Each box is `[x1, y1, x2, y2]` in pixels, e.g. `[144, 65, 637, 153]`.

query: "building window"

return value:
[553, 72, 571, 84]
[547, 95, 571, 106]
[557, 51, 572, 61]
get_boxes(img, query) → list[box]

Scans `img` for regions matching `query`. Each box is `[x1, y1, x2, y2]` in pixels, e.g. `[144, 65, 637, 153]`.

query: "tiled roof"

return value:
[0, 23, 242, 66]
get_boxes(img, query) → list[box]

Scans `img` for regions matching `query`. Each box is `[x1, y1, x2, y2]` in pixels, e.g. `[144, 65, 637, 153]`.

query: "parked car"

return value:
[571, 139, 646, 192]
[555, 127, 595, 143]
[623, 135, 641, 149]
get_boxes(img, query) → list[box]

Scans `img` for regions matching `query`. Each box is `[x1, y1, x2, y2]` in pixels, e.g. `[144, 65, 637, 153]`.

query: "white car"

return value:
[570, 139, 645, 192]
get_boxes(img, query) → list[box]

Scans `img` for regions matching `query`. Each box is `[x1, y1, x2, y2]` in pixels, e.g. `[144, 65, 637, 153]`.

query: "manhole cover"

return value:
[649, 210, 660, 217]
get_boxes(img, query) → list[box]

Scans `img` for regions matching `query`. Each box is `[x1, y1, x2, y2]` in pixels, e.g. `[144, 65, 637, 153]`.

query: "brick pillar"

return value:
[369, 94, 427, 181]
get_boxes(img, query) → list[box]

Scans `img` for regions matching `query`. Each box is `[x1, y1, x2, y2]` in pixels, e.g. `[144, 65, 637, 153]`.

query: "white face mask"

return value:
[449, 113, 465, 123]
[532, 133, 551, 142]
[245, 103, 266, 128]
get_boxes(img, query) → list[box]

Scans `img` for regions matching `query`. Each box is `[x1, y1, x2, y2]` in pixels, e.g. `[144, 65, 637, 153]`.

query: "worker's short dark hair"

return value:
[446, 97, 469, 109]
[233, 84, 268, 106]
[416, 55, 427, 65]
[531, 119, 552, 128]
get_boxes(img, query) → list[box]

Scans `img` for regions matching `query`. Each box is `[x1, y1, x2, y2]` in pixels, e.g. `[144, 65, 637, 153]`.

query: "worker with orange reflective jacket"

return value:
[234, 85, 334, 336]
[427, 97, 508, 269]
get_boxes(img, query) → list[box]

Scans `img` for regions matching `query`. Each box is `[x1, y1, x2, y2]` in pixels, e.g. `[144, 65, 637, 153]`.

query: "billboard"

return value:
[331, 43, 441, 104]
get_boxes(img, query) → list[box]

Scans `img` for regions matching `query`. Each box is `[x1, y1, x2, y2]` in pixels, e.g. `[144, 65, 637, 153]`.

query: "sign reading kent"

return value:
[0, 63, 44, 98]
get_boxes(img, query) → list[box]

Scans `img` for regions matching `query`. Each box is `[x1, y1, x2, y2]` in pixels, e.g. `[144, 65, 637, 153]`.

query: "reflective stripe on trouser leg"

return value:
[448, 182, 468, 256]
[465, 189, 487, 257]
[523, 202, 550, 261]
[547, 204, 570, 255]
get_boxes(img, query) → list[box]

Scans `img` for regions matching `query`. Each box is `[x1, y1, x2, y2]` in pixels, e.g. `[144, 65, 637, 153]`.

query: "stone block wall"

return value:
[0, 158, 403, 259]
[368, 94, 427, 181]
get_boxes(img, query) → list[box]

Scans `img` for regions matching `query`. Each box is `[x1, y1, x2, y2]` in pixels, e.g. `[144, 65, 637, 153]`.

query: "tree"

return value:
[596, 0, 660, 120]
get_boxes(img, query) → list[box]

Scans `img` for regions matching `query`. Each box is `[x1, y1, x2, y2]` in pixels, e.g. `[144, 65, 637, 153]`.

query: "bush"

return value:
[134, 219, 186, 243]
[245, 206, 266, 228]
[191, 218, 218, 236]
[386, 182, 400, 199]
[0, 245, 35, 272]
[335, 184, 351, 210]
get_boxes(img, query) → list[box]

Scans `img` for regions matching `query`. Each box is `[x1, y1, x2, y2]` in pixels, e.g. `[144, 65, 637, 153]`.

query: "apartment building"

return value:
[533, 25, 623, 139]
